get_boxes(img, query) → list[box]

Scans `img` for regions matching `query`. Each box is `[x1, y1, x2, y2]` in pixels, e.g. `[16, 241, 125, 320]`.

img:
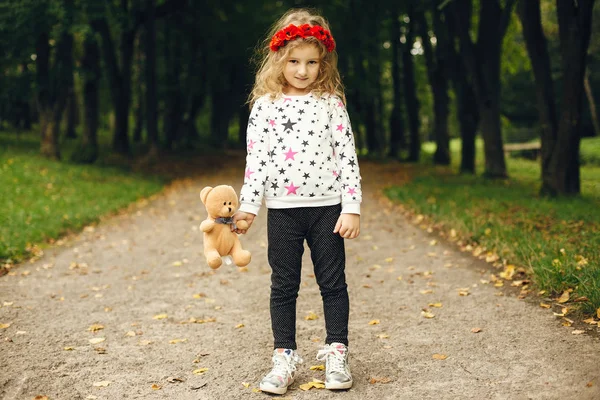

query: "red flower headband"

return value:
[270, 23, 336, 53]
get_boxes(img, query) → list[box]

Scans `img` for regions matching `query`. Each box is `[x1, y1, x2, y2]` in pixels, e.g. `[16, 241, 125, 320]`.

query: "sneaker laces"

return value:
[316, 344, 346, 373]
[270, 351, 302, 379]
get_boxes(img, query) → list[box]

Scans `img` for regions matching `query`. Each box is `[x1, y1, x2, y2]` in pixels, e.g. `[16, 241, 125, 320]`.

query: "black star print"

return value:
[339, 152, 346, 160]
[299, 109, 305, 114]
[278, 137, 284, 143]
[348, 159, 356, 167]
[302, 140, 308, 147]
[249, 117, 255, 125]
[303, 172, 310, 179]
[260, 161, 267, 166]
[271, 182, 279, 190]
[263, 128, 269, 133]
[310, 161, 316, 166]
[278, 168, 285, 174]
[308, 130, 315, 136]
[282, 118, 297, 132]
[253, 190, 260, 196]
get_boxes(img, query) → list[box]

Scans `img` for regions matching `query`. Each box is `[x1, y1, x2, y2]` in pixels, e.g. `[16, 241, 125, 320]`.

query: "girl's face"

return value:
[282, 44, 320, 95]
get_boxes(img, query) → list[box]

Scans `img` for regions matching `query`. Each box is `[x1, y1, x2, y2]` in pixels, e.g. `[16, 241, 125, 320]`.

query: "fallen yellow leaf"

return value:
[242, 382, 250, 388]
[421, 311, 435, 319]
[151, 384, 161, 390]
[93, 381, 111, 387]
[88, 324, 104, 332]
[235, 324, 245, 329]
[432, 354, 448, 360]
[557, 291, 570, 304]
[309, 365, 325, 371]
[540, 303, 551, 309]
[0, 323, 11, 329]
[153, 313, 168, 320]
[305, 312, 319, 321]
[64, 346, 74, 351]
[385, 257, 394, 263]
[252, 388, 261, 392]
[33, 396, 49, 400]
[397, 276, 403, 281]
[582, 318, 597, 325]
[571, 330, 585, 335]
[125, 331, 136, 337]
[169, 338, 187, 344]
[172, 261, 183, 267]
[89, 338, 105, 344]
[299, 380, 325, 391]
[193, 368, 209, 375]
[368, 319, 380, 325]
[192, 293, 206, 299]
[377, 333, 390, 339]
[420, 289, 434, 295]
[428, 303, 443, 308]
[139, 340, 153, 346]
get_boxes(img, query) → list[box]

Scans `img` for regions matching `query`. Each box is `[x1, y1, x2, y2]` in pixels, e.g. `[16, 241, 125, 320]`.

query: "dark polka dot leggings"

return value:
[267, 204, 349, 350]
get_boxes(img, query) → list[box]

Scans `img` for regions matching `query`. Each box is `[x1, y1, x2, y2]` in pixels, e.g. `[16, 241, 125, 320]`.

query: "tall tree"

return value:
[403, 1, 422, 162]
[72, 31, 101, 163]
[36, 0, 74, 159]
[416, 1, 450, 165]
[145, 0, 158, 157]
[445, 0, 478, 173]
[518, 0, 595, 195]
[389, 6, 406, 160]
[452, 0, 518, 178]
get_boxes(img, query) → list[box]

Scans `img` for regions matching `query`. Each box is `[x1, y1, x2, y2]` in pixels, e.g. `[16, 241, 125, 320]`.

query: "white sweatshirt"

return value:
[239, 92, 362, 216]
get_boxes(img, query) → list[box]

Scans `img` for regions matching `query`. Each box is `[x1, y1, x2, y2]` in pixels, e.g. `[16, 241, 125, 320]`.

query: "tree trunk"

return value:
[517, 0, 558, 193]
[91, 17, 135, 156]
[133, 31, 145, 144]
[549, 0, 595, 195]
[403, 2, 421, 162]
[75, 32, 100, 164]
[145, 0, 159, 157]
[416, 5, 450, 165]
[389, 7, 405, 160]
[164, 16, 184, 150]
[65, 86, 78, 139]
[584, 69, 600, 137]
[36, 26, 73, 160]
[446, 1, 478, 173]
[453, 0, 516, 178]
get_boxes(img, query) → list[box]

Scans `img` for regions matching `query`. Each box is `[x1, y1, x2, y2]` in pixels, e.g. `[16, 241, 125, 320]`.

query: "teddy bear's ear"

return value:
[200, 186, 213, 204]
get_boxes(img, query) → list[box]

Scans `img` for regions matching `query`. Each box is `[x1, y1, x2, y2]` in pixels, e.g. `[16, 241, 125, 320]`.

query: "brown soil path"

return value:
[1, 156, 599, 400]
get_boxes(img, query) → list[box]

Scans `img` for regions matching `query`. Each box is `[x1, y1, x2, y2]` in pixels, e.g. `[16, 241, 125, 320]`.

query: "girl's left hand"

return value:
[334, 214, 360, 239]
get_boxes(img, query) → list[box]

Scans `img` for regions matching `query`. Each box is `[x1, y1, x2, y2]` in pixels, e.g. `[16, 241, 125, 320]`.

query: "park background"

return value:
[1, 0, 599, 319]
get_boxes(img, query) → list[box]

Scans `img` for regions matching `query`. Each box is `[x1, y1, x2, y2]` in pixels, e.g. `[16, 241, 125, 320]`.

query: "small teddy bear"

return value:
[200, 185, 251, 269]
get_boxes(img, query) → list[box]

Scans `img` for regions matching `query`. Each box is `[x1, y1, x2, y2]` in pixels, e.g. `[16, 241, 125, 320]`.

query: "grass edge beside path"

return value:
[385, 142, 600, 319]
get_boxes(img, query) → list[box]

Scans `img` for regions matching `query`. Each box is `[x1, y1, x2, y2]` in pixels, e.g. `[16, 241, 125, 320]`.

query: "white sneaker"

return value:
[316, 343, 353, 390]
[259, 348, 303, 395]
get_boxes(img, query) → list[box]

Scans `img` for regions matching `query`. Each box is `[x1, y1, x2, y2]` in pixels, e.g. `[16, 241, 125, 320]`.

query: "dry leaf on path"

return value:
[89, 338, 105, 344]
[420, 290, 434, 295]
[235, 324, 245, 329]
[368, 319, 380, 325]
[571, 330, 585, 335]
[299, 380, 325, 390]
[305, 312, 319, 320]
[88, 324, 104, 332]
[0, 323, 11, 329]
[432, 354, 448, 360]
[93, 381, 111, 387]
[153, 313, 168, 320]
[242, 382, 251, 388]
[33, 396, 49, 400]
[557, 291, 570, 304]
[471, 328, 482, 333]
[540, 303, 551, 309]
[428, 303, 443, 308]
[169, 338, 187, 344]
[193, 368, 209, 375]
[151, 384, 161, 390]
[310, 365, 325, 371]
[421, 311, 435, 319]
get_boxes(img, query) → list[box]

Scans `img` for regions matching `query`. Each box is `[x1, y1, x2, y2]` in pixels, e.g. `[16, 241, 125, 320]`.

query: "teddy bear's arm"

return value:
[200, 219, 215, 232]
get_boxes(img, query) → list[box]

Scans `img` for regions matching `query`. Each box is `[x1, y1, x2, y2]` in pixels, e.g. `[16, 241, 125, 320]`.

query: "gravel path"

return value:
[1, 156, 599, 400]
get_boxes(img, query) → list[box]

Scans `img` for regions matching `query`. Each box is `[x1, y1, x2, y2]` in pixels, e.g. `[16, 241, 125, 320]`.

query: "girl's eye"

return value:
[309, 61, 318, 64]
[289, 60, 297, 64]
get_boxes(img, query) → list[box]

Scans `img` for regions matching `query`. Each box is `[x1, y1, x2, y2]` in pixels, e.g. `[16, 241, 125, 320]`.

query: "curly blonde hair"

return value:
[248, 8, 345, 106]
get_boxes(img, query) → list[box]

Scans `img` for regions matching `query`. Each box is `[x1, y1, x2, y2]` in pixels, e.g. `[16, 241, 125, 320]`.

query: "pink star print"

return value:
[347, 187, 356, 195]
[337, 101, 344, 107]
[336, 124, 344, 132]
[245, 168, 254, 179]
[285, 182, 300, 195]
[333, 170, 339, 177]
[284, 148, 298, 161]
[247, 139, 255, 150]
[283, 97, 292, 103]
[269, 119, 276, 127]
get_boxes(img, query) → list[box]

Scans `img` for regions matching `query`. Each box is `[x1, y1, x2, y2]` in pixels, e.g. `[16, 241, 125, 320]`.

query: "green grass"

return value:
[0, 128, 165, 263]
[388, 138, 600, 316]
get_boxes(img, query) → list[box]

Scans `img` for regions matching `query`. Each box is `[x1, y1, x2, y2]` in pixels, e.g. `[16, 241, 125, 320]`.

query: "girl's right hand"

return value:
[232, 212, 256, 234]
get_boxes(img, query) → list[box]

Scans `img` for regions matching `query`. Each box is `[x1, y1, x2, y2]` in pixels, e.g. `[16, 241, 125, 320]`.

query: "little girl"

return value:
[233, 8, 362, 395]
